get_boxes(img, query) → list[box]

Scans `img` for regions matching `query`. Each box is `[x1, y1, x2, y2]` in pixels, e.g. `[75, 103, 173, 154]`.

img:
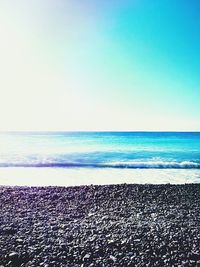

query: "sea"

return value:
[0, 132, 200, 186]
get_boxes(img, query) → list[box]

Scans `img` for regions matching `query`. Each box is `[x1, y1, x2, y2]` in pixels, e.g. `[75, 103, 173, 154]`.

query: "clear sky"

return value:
[0, 0, 200, 131]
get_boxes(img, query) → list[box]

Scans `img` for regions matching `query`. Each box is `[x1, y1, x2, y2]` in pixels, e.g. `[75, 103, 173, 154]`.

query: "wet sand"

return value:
[0, 184, 200, 266]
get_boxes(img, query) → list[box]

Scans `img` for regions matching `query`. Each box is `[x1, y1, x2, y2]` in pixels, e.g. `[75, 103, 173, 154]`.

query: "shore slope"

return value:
[0, 184, 200, 266]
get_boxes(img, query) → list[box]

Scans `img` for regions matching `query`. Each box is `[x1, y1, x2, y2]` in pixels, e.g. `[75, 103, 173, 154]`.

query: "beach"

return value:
[0, 183, 200, 266]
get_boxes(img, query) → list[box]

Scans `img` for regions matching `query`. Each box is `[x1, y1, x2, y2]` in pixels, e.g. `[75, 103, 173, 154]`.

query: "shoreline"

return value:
[0, 183, 200, 266]
[1, 167, 199, 186]
[0, 182, 200, 188]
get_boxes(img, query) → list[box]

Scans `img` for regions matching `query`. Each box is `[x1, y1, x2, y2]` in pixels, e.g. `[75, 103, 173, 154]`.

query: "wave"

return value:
[105, 161, 200, 169]
[0, 161, 200, 169]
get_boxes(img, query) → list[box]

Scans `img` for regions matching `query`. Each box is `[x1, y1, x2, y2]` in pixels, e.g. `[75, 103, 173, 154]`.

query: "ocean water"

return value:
[0, 132, 200, 186]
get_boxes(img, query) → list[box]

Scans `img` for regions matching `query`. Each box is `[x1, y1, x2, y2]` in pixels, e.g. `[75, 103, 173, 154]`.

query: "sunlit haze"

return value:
[0, 0, 200, 131]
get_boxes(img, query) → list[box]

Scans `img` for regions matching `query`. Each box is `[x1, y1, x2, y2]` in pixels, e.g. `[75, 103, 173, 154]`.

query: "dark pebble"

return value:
[0, 184, 200, 266]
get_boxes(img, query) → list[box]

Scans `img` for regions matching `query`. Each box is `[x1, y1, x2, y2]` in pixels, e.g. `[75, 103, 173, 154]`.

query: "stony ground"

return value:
[0, 184, 200, 267]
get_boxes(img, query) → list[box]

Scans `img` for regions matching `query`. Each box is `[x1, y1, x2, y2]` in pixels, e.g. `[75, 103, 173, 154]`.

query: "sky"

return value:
[0, 0, 200, 131]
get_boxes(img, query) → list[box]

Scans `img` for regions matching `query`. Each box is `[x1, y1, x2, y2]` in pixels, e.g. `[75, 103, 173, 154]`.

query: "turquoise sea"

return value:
[0, 132, 200, 186]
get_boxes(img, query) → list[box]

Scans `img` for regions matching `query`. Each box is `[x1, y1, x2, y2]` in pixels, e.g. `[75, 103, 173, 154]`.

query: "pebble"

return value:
[0, 184, 199, 266]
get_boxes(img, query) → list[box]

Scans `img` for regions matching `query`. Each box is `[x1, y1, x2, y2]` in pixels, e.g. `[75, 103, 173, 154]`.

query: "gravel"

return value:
[0, 183, 200, 266]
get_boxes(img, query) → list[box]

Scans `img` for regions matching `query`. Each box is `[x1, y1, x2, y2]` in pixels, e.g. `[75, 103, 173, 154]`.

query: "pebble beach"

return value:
[0, 183, 200, 267]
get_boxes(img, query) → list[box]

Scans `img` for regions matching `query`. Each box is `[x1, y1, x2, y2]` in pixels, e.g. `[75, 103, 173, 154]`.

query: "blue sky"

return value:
[0, 0, 199, 131]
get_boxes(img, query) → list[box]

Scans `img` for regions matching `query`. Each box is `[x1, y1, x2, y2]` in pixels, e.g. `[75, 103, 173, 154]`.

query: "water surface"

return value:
[0, 132, 199, 185]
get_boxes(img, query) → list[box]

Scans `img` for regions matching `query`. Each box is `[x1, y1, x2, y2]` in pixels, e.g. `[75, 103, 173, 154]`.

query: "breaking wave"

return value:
[0, 160, 200, 169]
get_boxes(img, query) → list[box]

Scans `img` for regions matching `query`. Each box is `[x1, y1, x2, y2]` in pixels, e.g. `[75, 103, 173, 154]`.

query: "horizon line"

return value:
[1, 130, 200, 133]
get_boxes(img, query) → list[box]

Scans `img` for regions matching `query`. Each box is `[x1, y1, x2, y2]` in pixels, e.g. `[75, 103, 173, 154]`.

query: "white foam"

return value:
[0, 167, 199, 186]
